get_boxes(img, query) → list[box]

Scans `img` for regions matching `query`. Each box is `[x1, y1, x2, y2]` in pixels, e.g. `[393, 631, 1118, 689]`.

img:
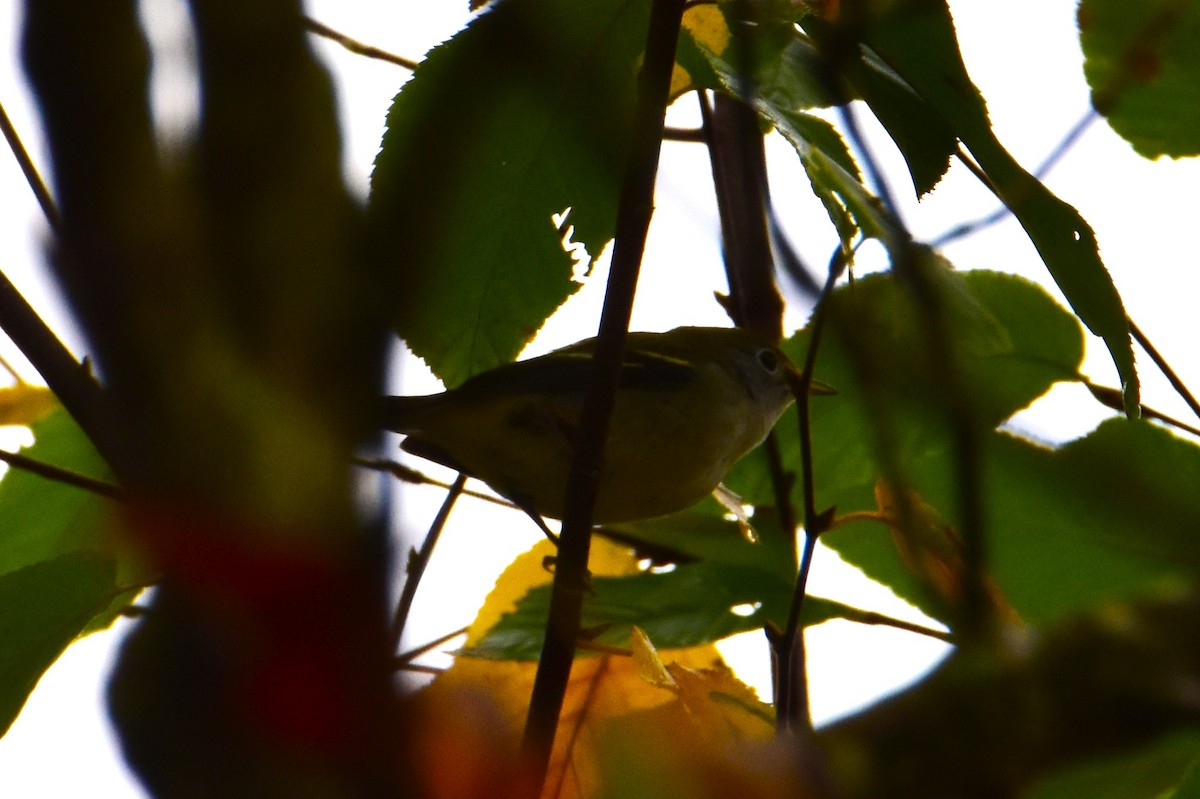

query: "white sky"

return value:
[1, 1, 1198, 795]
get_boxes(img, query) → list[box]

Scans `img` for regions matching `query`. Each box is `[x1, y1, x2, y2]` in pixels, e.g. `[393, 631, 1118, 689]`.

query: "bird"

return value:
[381, 326, 802, 525]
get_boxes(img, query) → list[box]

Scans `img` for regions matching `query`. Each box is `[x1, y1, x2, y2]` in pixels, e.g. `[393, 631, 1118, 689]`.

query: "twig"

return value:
[838, 608, 953, 643]
[301, 16, 419, 70]
[0, 99, 61, 232]
[354, 455, 517, 510]
[392, 662, 443, 675]
[390, 473, 466, 650]
[0, 270, 115, 464]
[520, 0, 687, 785]
[1129, 319, 1200, 426]
[394, 625, 469, 666]
[776, 249, 845, 730]
[663, 125, 705, 142]
[1084, 380, 1200, 438]
[0, 446, 121, 498]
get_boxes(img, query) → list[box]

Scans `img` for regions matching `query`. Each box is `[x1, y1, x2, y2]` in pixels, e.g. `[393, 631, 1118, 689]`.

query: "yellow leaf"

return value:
[683, 5, 730, 57]
[0, 383, 57, 427]
[668, 63, 694, 101]
[416, 542, 779, 798]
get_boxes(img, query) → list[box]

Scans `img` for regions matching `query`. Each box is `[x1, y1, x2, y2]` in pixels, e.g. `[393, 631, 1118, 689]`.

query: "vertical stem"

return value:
[520, 0, 688, 787]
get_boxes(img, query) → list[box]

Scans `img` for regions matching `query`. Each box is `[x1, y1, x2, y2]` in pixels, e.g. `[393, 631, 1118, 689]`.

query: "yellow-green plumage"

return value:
[382, 326, 797, 524]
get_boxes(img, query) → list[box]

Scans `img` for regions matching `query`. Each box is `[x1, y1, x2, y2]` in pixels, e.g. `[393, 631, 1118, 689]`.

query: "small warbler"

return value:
[382, 326, 801, 524]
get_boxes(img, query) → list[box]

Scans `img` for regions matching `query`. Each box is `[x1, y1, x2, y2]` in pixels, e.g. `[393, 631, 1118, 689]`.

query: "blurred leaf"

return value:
[818, 596, 1200, 798]
[0, 553, 120, 737]
[1079, 0, 1200, 159]
[832, 420, 1200, 627]
[370, 0, 649, 386]
[808, 0, 1137, 412]
[1024, 729, 1200, 799]
[984, 420, 1200, 624]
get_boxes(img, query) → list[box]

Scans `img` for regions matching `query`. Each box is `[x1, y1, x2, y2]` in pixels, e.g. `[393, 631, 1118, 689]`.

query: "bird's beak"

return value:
[784, 365, 837, 397]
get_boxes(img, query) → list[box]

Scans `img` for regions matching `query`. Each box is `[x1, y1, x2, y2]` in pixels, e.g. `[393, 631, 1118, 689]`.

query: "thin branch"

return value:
[302, 16, 419, 70]
[392, 662, 444, 676]
[0, 99, 61, 233]
[394, 626, 469, 666]
[0, 446, 122, 499]
[663, 125, 706, 141]
[521, 0, 687, 784]
[776, 249, 845, 731]
[355, 455, 517, 510]
[390, 473, 467, 650]
[1084, 380, 1200, 438]
[0, 269, 116, 464]
[838, 608, 953, 643]
[1130, 319, 1200, 425]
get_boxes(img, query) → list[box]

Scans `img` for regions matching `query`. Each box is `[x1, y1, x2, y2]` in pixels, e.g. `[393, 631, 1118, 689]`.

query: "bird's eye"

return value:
[756, 348, 779, 373]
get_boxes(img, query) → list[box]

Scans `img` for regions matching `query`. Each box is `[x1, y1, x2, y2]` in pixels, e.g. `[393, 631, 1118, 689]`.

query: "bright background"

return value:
[1, 1, 1198, 795]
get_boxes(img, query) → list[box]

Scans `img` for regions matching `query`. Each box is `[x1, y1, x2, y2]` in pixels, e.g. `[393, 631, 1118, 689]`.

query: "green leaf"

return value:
[808, 0, 1137, 413]
[1, 410, 114, 573]
[831, 419, 1200, 628]
[770, 108, 883, 249]
[731, 266, 1085, 500]
[470, 507, 850, 658]
[797, 17, 957, 197]
[728, 267, 1090, 624]
[1079, 0, 1200, 159]
[369, 0, 649, 386]
[469, 564, 851, 659]
[678, 9, 888, 249]
[678, 10, 837, 111]
[0, 553, 121, 737]
[0, 410, 147, 631]
[846, 47, 957, 196]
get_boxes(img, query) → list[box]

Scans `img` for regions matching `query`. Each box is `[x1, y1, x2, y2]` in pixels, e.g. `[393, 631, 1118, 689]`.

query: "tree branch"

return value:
[521, 0, 688, 785]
